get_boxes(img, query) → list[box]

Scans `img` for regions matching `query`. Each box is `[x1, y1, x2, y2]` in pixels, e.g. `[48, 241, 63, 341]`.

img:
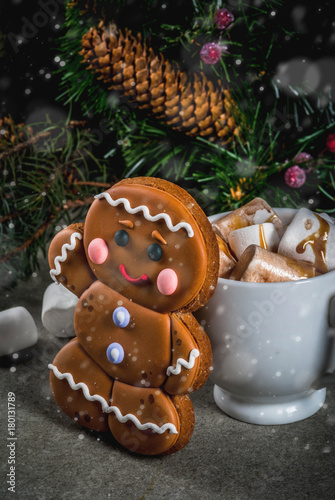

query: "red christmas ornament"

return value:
[215, 8, 234, 30]
[200, 42, 222, 65]
[326, 133, 335, 153]
[284, 165, 306, 188]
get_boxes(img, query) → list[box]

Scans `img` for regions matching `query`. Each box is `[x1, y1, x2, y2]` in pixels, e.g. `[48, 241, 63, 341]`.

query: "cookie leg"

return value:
[108, 381, 195, 455]
[49, 338, 113, 432]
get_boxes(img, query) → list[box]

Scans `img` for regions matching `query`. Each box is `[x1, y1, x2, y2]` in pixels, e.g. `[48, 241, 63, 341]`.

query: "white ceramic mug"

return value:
[196, 209, 335, 425]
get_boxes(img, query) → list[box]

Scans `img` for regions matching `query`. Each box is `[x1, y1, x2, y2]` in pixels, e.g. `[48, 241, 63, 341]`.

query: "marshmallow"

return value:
[41, 283, 78, 337]
[278, 208, 335, 273]
[228, 223, 280, 259]
[273, 208, 299, 239]
[216, 235, 236, 278]
[213, 198, 282, 242]
[0, 307, 38, 357]
[319, 212, 335, 225]
[230, 245, 316, 283]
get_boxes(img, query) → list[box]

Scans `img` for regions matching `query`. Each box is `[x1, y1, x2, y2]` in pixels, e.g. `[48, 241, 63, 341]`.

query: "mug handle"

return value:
[313, 296, 335, 389]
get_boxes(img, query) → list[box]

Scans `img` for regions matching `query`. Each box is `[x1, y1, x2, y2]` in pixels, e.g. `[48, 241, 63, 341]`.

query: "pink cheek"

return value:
[88, 238, 109, 265]
[156, 268, 178, 296]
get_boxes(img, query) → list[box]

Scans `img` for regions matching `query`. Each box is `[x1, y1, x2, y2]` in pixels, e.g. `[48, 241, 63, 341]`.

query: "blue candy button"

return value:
[106, 343, 124, 364]
[113, 306, 130, 328]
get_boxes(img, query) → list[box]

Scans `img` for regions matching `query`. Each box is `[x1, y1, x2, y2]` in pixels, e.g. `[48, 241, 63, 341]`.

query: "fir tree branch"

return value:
[0, 131, 51, 162]
[0, 117, 115, 286]
[0, 195, 96, 263]
[0, 120, 88, 163]
[0, 218, 53, 263]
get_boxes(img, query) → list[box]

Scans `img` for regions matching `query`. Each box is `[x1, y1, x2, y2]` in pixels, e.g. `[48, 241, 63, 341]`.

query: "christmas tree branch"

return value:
[0, 196, 96, 263]
[0, 119, 88, 163]
[0, 131, 52, 162]
[0, 219, 53, 263]
[0, 118, 116, 287]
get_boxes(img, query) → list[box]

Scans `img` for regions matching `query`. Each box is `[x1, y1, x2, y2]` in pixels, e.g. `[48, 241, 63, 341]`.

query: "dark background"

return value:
[1, 0, 68, 125]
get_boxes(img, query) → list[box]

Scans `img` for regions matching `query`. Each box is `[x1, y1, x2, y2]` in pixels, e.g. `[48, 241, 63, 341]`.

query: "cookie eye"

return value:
[114, 230, 129, 247]
[147, 243, 162, 261]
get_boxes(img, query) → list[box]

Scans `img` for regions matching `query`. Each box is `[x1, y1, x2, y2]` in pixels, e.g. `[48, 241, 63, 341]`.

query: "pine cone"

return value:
[68, 0, 96, 14]
[80, 22, 241, 145]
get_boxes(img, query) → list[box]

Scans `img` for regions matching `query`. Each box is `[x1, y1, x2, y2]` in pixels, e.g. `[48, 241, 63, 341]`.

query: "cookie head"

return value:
[83, 178, 219, 313]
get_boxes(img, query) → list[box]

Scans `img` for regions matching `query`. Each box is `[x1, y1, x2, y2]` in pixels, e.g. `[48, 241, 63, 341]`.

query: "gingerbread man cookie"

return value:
[48, 177, 219, 455]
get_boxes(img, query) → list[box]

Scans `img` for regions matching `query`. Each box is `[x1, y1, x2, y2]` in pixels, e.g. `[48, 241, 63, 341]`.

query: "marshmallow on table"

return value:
[228, 223, 280, 260]
[41, 282, 78, 337]
[230, 245, 316, 283]
[0, 307, 38, 358]
[212, 197, 283, 243]
[216, 235, 236, 278]
[278, 208, 335, 273]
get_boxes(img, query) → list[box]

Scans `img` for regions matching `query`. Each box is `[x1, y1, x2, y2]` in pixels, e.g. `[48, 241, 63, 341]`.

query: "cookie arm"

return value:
[48, 223, 96, 298]
[163, 312, 213, 396]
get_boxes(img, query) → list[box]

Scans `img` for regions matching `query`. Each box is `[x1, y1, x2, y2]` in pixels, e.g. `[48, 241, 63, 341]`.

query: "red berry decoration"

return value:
[284, 165, 306, 189]
[294, 152, 313, 164]
[200, 42, 222, 65]
[215, 8, 234, 30]
[326, 133, 335, 153]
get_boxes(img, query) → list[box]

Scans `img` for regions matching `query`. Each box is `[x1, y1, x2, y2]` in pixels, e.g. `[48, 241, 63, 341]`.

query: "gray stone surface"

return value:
[1, 258, 334, 499]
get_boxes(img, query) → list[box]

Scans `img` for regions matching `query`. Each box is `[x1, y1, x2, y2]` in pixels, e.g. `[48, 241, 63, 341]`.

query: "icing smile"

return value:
[119, 264, 149, 285]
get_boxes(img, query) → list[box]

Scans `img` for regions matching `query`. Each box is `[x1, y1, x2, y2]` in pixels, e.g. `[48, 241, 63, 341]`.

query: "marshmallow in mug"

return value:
[230, 244, 316, 282]
[228, 222, 280, 259]
[278, 208, 335, 273]
[212, 197, 282, 243]
[216, 235, 236, 278]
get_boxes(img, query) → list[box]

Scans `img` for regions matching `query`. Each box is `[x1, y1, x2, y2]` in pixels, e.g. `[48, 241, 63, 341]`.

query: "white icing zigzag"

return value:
[48, 364, 178, 435]
[50, 232, 83, 282]
[166, 349, 200, 376]
[95, 192, 194, 238]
